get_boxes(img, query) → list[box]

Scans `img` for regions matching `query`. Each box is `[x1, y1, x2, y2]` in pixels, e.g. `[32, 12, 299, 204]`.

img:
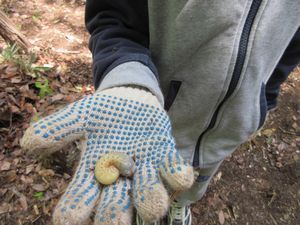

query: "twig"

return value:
[278, 127, 296, 135]
[268, 191, 277, 206]
[0, 10, 30, 51]
[269, 213, 278, 225]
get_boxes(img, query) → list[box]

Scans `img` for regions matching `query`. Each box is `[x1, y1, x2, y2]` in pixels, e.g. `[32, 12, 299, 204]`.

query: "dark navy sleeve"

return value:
[85, 0, 158, 89]
[266, 27, 300, 110]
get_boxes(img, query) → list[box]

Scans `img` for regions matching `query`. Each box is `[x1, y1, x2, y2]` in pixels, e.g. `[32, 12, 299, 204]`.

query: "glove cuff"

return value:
[98, 86, 162, 108]
[96, 61, 165, 106]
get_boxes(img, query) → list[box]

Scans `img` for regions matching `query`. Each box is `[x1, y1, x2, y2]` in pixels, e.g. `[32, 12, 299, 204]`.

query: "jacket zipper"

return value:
[193, 0, 263, 167]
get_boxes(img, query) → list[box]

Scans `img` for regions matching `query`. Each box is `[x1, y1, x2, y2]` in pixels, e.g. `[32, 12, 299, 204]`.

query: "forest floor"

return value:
[0, 1, 299, 225]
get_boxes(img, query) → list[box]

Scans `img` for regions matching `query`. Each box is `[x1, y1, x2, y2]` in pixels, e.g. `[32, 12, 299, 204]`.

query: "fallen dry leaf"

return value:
[0, 188, 8, 197]
[218, 210, 225, 225]
[13, 158, 20, 166]
[51, 93, 65, 102]
[19, 195, 28, 211]
[192, 206, 201, 215]
[277, 142, 288, 151]
[25, 164, 35, 175]
[0, 161, 11, 171]
[38, 169, 55, 177]
[214, 171, 223, 183]
[63, 173, 71, 180]
[65, 94, 77, 103]
[23, 103, 35, 114]
[10, 104, 20, 113]
[35, 164, 42, 173]
[20, 175, 34, 184]
[11, 188, 28, 211]
[4, 64, 18, 77]
[4, 171, 17, 183]
[262, 129, 274, 137]
[11, 77, 23, 83]
[292, 122, 298, 130]
[0, 202, 12, 214]
[32, 183, 49, 192]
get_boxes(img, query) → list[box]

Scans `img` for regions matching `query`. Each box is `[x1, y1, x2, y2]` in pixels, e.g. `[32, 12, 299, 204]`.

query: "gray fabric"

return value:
[147, 0, 300, 166]
[97, 61, 165, 106]
[99, 0, 300, 202]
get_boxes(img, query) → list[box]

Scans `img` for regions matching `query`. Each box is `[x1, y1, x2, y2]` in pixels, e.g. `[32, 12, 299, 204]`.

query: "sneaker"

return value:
[168, 201, 192, 225]
[135, 213, 163, 225]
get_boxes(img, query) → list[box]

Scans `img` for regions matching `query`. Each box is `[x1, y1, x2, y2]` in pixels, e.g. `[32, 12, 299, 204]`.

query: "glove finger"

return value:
[53, 141, 101, 225]
[159, 151, 194, 191]
[20, 98, 87, 156]
[53, 173, 101, 225]
[132, 161, 169, 223]
[94, 178, 133, 225]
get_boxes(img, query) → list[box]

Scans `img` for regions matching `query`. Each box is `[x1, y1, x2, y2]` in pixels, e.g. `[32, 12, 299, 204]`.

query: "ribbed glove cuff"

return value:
[97, 86, 162, 108]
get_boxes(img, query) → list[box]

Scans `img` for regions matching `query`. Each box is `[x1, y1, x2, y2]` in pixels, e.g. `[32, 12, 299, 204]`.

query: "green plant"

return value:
[1, 44, 53, 78]
[32, 11, 42, 23]
[0, 43, 19, 62]
[33, 191, 44, 199]
[19, 56, 53, 78]
[1, 43, 54, 98]
[34, 78, 53, 98]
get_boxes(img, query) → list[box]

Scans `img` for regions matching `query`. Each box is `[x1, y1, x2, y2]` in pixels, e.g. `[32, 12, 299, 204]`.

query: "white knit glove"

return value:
[21, 87, 194, 225]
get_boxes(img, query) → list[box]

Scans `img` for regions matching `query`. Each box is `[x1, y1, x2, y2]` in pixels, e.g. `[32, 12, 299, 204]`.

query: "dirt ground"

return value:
[0, 1, 299, 225]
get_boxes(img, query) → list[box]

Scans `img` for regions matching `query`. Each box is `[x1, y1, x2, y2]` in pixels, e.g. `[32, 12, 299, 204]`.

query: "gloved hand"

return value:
[21, 86, 194, 225]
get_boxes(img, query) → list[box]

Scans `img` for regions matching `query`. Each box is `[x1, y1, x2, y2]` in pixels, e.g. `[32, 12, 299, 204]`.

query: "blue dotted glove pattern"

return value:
[21, 91, 193, 225]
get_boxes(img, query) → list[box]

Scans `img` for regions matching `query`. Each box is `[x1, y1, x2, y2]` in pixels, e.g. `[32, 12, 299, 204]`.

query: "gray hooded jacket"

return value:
[86, 0, 300, 169]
